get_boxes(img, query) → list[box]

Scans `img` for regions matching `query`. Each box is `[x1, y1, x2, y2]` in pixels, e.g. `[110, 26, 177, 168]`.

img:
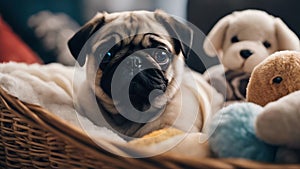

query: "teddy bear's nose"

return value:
[240, 49, 253, 59]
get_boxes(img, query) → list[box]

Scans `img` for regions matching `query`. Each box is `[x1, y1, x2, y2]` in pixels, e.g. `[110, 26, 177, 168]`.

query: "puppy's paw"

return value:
[129, 128, 210, 157]
[129, 127, 183, 146]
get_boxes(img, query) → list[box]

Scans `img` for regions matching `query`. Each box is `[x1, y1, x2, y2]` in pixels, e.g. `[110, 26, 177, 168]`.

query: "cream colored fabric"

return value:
[0, 62, 125, 143]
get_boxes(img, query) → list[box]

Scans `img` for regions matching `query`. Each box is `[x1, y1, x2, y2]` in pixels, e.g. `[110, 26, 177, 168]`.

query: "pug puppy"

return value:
[68, 10, 222, 138]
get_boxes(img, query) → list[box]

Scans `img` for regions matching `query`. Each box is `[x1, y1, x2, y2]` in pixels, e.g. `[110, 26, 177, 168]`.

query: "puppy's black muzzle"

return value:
[100, 55, 168, 114]
[129, 68, 168, 111]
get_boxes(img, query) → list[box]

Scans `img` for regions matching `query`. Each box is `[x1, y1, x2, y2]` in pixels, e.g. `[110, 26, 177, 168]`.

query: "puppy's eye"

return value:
[231, 36, 239, 43]
[272, 76, 283, 84]
[105, 52, 112, 57]
[99, 51, 113, 70]
[102, 51, 113, 62]
[153, 50, 170, 65]
[263, 41, 271, 48]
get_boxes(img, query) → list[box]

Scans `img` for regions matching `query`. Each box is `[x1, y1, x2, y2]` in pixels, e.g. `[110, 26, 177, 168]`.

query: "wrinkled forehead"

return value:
[89, 11, 174, 53]
[93, 11, 170, 43]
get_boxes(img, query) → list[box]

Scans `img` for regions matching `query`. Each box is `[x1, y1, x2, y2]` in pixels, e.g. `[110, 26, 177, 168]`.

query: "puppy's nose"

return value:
[127, 56, 142, 73]
[240, 49, 253, 59]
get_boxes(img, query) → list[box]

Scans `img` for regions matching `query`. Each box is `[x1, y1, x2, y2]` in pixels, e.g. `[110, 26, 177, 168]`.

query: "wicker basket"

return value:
[0, 86, 299, 169]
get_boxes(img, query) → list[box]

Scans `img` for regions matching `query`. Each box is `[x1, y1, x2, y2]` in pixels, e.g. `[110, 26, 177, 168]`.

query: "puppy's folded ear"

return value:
[68, 12, 106, 66]
[155, 10, 193, 59]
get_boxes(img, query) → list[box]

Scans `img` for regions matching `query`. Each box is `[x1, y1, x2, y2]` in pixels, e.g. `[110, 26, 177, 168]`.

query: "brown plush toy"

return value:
[247, 50, 300, 106]
[246, 50, 300, 163]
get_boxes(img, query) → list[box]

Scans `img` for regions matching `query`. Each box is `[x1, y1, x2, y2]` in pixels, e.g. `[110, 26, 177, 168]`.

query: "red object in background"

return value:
[0, 17, 42, 64]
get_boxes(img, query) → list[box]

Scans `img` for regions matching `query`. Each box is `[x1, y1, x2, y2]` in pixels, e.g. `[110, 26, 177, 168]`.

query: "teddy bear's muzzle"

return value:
[222, 41, 270, 73]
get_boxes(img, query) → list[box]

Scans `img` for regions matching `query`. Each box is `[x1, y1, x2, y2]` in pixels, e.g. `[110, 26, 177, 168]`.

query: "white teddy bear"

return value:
[203, 9, 300, 101]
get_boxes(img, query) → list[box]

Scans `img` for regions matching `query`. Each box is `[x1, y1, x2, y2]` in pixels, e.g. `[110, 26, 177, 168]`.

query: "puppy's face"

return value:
[68, 10, 192, 124]
[96, 33, 173, 114]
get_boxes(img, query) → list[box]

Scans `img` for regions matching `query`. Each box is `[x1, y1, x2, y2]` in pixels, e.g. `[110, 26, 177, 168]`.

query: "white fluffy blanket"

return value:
[0, 62, 220, 157]
[0, 62, 125, 143]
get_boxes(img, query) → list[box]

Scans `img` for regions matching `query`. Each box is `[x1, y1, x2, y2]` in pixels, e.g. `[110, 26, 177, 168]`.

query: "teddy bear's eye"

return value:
[272, 76, 283, 84]
[231, 36, 239, 43]
[263, 41, 271, 48]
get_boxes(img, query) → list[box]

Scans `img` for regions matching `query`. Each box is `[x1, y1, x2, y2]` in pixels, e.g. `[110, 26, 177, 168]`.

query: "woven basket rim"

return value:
[1, 86, 300, 169]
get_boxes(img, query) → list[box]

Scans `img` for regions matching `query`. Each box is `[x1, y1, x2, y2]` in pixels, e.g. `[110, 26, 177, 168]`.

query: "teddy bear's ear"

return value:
[203, 15, 232, 57]
[275, 18, 300, 51]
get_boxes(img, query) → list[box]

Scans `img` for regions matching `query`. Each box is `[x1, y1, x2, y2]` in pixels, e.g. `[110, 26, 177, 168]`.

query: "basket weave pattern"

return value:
[0, 88, 114, 168]
[0, 87, 299, 169]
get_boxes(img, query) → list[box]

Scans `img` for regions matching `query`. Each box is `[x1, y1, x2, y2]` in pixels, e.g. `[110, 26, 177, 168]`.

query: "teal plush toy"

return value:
[208, 103, 277, 162]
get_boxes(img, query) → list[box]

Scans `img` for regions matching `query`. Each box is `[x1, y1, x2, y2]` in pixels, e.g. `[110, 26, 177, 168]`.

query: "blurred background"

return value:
[0, 0, 299, 73]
